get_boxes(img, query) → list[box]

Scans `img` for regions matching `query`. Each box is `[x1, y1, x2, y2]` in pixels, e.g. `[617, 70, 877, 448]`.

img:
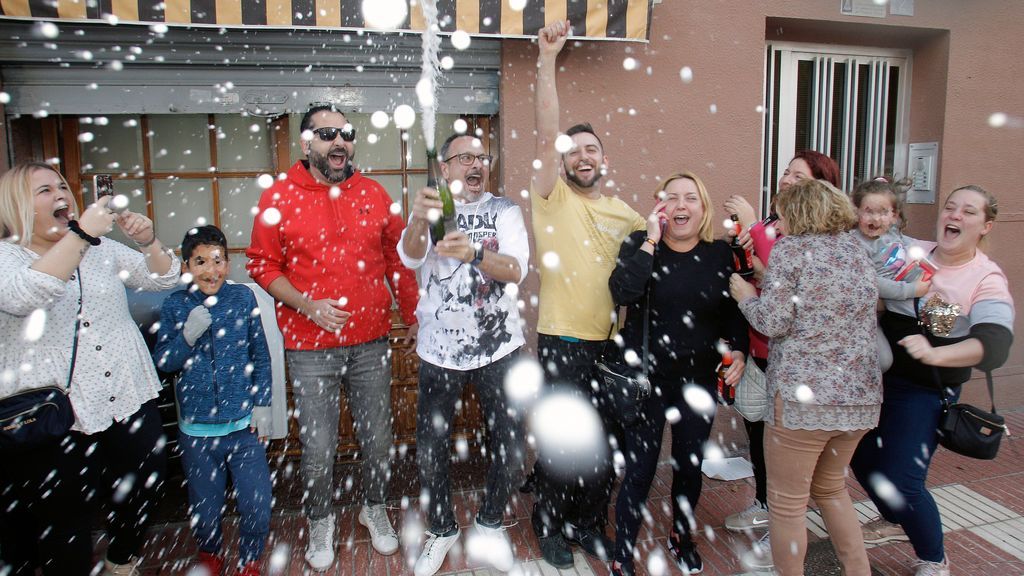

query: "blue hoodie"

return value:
[154, 282, 271, 425]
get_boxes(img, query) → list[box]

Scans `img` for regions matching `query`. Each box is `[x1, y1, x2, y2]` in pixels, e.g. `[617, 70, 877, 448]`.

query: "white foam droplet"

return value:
[988, 112, 1008, 128]
[393, 105, 416, 130]
[416, 77, 435, 108]
[554, 134, 574, 153]
[370, 110, 390, 129]
[541, 251, 560, 269]
[453, 118, 468, 134]
[261, 207, 282, 226]
[680, 66, 694, 83]
[683, 383, 715, 417]
[795, 384, 815, 403]
[24, 309, 47, 342]
[508, 0, 527, 11]
[451, 30, 472, 50]
[623, 57, 638, 71]
[361, 0, 408, 30]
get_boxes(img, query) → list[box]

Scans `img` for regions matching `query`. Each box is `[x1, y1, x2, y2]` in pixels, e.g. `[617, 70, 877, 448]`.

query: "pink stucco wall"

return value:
[499, 0, 1024, 386]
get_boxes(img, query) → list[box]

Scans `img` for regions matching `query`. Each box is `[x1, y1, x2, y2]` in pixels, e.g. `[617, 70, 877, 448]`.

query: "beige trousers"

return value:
[765, 397, 872, 576]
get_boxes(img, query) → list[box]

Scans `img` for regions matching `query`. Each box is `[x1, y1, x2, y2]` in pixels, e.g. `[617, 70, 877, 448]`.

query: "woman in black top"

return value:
[609, 171, 749, 576]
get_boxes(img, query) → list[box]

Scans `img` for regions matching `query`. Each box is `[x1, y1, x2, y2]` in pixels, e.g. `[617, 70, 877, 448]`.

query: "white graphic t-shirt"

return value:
[398, 193, 529, 370]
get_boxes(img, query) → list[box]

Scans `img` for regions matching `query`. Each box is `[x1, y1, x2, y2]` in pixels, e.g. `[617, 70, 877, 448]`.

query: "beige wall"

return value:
[499, 1, 1024, 387]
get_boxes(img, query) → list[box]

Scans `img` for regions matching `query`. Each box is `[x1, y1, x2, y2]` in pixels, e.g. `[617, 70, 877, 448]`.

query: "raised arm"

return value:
[532, 19, 570, 200]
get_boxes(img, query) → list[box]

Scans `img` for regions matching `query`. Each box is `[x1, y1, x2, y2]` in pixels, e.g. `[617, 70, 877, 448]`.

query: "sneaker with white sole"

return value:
[359, 504, 400, 555]
[414, 528, 461, 576]
[913, 557, 950, 576]
[862, 517, 909, 545]
[469, 519, 514, 572]
[305, 513, 336, 572]
[725, 500, 769, 532]
[739, 531, 774, 572]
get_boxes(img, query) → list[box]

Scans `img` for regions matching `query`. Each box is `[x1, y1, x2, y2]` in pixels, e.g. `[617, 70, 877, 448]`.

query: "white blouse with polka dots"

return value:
[0, 238, 181, 434]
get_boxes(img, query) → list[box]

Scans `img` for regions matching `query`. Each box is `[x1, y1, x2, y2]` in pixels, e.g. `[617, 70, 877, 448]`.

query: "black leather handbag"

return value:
[938, 371, 1006, 460]
[596, 287, 652, 428]
[0, 269, 81, 453]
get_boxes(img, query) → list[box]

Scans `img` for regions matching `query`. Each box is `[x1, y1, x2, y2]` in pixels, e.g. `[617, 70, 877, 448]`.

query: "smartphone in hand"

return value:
[93, 174, 114, 203]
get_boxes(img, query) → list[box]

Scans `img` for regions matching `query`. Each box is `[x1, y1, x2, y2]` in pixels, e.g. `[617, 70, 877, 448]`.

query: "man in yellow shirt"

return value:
[528, 19, 645, 570]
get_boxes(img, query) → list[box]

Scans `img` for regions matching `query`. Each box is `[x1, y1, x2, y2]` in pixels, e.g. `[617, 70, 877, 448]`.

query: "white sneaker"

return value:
[739, 531, 774, 572]
[414, 529, 461, 576]
[468, 519, 514, 572]
[359, 504, 400, 555]
[103, 557, 142, 576]
[305, 513, 336, 572]
[725, 500, 769, 531]
[913, 557, 950, 576]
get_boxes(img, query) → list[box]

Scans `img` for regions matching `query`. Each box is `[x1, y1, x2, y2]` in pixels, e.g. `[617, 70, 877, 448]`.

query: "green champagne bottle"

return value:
[427, 148, 457, 244]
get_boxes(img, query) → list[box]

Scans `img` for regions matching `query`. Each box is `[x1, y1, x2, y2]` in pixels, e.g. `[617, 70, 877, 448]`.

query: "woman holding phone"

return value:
[608, 171, 748, 575]
[0, 162, 180, 575]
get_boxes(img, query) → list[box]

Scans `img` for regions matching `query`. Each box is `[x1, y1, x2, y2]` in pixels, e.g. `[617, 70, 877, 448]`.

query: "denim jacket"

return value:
[154, 282, 272, 424]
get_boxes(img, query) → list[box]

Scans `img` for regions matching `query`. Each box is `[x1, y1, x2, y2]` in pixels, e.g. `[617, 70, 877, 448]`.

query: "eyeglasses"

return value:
[311, 126, 356, 142]
[443, 153, 494, 166]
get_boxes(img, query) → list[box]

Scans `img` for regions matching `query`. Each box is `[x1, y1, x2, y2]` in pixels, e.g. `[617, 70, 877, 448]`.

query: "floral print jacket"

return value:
[739, 233, 881, 431]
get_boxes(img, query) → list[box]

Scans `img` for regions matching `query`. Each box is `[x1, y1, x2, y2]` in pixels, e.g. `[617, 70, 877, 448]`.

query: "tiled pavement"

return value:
[132, 410, 1024, 576]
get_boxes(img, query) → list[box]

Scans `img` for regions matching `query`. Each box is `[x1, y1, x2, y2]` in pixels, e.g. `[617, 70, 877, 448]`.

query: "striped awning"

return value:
[0, 0, 652, 40]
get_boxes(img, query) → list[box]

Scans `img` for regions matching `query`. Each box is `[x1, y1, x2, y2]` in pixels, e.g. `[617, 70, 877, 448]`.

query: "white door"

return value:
[762, 43, 911, 204]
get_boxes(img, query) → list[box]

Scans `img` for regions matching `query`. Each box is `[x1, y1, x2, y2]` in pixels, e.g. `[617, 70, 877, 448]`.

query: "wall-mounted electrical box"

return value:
[906, 142, 939, 204]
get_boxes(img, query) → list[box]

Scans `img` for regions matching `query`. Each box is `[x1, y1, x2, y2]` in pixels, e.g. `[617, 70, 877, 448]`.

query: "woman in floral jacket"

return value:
[730, 179, 881, 576]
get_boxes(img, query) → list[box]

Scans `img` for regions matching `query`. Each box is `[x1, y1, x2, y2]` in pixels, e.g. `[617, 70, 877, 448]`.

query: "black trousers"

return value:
[531, 335, 621, 538]
[0, 399, 167, 575]
[613, 376, 717, 565]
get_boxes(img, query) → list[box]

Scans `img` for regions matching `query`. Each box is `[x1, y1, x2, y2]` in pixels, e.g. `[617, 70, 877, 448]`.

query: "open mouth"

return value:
[673, 215, 690, 225]
[943, 224, 961, 240]
[328, 149, 348, 169]
[53, 203, 71, 225]
[464, 172, 483, 187]
[573, 162, 595, 176]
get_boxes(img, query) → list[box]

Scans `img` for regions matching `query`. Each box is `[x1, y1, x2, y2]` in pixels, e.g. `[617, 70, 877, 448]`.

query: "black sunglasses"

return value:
[312, 126, 356, 142]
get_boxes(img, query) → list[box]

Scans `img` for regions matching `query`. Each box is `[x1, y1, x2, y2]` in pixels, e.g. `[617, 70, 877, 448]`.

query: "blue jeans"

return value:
[286, 338, 393, 518]
[851, 374, 958, 563]
[179, 428, 272, 565]
[416, 351, 526, 534]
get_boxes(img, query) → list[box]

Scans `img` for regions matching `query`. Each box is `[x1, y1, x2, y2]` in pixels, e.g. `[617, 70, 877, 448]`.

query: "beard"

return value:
[565, 165, 603, 189]
[308, 148, 354, 183]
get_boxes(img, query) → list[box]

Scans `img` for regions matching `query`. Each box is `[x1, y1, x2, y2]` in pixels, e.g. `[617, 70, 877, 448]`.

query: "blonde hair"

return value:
[0, 162, 68, 247]
[653, 171, 715, 243]
[775, 179, 856, 236]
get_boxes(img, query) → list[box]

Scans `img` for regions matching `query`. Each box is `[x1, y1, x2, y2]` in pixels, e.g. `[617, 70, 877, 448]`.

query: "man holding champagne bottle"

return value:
[400, 133, 530, 576]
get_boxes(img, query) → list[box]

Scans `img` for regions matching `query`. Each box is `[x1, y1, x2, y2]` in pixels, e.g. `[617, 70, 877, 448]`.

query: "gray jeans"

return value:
[286, 338, 393, 519]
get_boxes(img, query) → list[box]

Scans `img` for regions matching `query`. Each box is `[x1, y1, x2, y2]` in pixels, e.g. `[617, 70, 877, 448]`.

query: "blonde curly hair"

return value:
[775, 179, 856, 236]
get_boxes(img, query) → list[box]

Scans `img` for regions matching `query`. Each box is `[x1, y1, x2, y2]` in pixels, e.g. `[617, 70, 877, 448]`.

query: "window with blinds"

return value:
[762, 43, 910, 206]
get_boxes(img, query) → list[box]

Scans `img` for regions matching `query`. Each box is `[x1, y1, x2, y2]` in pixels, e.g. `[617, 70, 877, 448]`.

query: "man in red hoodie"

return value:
[246, 104, 418, 572]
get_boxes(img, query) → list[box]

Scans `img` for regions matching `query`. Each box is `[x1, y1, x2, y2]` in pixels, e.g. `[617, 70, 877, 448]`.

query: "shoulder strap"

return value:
[67, 267, 83, 390]
[915, 295, 998, 413]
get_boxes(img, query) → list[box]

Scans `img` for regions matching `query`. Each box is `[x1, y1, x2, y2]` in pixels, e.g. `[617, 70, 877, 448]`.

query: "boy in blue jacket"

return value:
[155, 225, 272, 576]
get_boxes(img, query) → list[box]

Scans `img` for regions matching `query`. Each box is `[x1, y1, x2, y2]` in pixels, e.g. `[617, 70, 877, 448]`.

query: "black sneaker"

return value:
[669, 531, 703, 574]
[566, 524, 612, 561]
[536, 533, 574, 569]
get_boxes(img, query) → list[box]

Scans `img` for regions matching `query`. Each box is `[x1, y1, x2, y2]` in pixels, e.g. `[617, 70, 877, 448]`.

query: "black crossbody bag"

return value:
[914, 296, 1007, 460]
[595, 281, 653, 428]
[0, 269, 82, 452]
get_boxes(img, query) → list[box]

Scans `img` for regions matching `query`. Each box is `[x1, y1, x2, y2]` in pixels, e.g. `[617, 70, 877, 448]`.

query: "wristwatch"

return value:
[470, 243, 485, 266]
